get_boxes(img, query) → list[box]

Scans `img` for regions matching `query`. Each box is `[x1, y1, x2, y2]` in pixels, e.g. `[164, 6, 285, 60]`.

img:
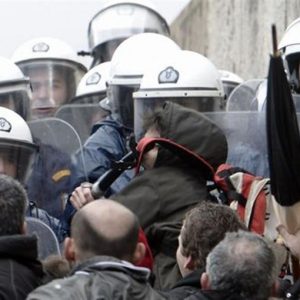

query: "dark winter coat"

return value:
[161, 268, 204, 299]
[0, 235, 44, 300]
[27, 256, 167, 300]
[112, 102, 228, 289]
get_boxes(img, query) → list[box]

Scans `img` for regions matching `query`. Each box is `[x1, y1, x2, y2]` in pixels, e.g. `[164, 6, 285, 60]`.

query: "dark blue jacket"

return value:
[26, 142, 77, 219]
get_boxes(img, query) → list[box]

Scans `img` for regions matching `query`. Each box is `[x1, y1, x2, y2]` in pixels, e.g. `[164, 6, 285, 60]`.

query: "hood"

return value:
[155, 102, 227, 170]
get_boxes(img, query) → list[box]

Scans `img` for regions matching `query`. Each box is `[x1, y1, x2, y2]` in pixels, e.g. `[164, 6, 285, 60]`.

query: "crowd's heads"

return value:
[67, 200, 143, 263]
[0, 57, 31, 121]
[176, 201, 246, 276]
[107, 32, 180, 129]
[12, 37, 87, 119]
[0, 107, 37, 183]
[203, 230, 276, 300]
[88, 0, 170, 66]
[0, 174, 28, 236]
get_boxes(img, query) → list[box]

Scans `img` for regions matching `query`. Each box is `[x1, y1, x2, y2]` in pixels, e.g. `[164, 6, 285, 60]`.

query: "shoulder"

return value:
[27, 275, 89, 300]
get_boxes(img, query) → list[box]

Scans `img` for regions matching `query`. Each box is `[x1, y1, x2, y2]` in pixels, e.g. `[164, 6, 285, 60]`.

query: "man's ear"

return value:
[201, 272, 211, 290]
[64, 237, 76, 263]
[132, 242, 146, 265]
[21, 220, 27, 235]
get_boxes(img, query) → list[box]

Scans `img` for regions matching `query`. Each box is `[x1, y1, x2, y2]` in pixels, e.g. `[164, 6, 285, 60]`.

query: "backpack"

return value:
[214, 163, 278, 240]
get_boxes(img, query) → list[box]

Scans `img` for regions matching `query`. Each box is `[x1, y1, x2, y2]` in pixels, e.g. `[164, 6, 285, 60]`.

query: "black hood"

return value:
[155, 102, 228, 170]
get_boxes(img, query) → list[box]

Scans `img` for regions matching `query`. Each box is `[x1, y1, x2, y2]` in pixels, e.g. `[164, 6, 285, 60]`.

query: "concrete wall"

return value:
[170, 0, 300, 80]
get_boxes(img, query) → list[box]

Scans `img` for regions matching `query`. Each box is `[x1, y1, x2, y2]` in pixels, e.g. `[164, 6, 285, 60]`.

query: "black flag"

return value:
[266, 26, 300, 206]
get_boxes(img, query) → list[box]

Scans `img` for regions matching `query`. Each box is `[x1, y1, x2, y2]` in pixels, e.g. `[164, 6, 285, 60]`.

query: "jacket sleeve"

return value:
[74, 123, 127, 185]
[111, 174, 160, 229]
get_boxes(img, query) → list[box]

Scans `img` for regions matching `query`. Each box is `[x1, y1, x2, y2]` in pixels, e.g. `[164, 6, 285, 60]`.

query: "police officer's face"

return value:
[0, 151, 17, 178]
[0, 94, 16, 112]
[29, 67, 68, 116]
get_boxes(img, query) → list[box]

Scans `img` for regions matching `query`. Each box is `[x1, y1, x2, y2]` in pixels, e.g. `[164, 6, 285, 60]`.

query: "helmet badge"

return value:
[32, 42, 50, 53]
[0, 118, 12, 132]
[86, 72, 101, 85]
[158, 66, 179, 84]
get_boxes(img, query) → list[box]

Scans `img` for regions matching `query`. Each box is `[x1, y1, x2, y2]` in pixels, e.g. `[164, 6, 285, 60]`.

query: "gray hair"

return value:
[206, 230, 276, 300]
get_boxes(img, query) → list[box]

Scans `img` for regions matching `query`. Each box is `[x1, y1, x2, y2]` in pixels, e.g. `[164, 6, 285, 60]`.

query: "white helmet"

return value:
[72, 61, 111, 104]
[12, 37, 87, 119]
[278, 18, 300, 92]
[219, 70, 244, 100]
[133, 50, 225, 138]
[0, 107, 37, 182]
[0, 57, 32, 120]
[108, 33, 180, 128]
[88, 0, 170, 66]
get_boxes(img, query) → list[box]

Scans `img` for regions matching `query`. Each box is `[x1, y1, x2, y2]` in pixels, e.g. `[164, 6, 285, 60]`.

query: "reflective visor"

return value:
[134, 96, 224, 140]
[18, 60, 86, 119]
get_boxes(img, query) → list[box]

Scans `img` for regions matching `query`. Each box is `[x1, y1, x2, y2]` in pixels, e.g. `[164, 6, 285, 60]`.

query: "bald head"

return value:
[71, 200, 139, 262]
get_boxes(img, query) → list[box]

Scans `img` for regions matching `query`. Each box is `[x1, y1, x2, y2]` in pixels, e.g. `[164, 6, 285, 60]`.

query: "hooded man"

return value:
[110, 101, 228, 289]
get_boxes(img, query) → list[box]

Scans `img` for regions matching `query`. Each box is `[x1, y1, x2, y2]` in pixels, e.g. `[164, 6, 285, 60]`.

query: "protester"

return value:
[163, 202, 246, 299]
[0, 174, 44, 299]
[194, 230, 278, 300]
[27, 200, 167, 300]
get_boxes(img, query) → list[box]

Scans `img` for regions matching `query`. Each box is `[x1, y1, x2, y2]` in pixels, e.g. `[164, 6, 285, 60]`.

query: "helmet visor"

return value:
[88, 4, 169, 51]
[71, 91, 107, 105]
[134, 96, 224, 140]
[226, 79, 265, 111]
[0, 140, 36, 183]
[18, 60, 86, 119]
[109, 84, 139, 128]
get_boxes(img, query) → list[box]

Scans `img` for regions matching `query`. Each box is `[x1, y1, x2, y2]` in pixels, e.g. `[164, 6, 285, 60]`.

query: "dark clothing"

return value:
[185, 290, 250, 300]
[27, 256, 167, 300]
[163, 269, 204, 299]
[0, 235, 44, 300]
[27, 142, 76, 219]
[112, 102, 228, 289]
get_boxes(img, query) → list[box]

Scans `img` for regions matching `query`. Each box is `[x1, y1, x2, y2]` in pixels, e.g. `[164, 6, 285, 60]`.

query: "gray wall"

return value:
[170, 0, 300, 80]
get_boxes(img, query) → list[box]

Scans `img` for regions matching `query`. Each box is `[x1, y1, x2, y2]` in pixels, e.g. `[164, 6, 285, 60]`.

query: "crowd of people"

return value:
[1, 1, 300, 299]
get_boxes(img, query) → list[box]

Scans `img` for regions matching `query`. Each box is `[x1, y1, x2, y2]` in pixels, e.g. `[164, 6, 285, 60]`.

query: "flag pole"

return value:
[272, 24, 279, 57]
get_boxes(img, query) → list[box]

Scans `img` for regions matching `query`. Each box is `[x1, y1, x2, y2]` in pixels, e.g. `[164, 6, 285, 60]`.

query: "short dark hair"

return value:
[181, 201, 246, 269]
[206, 230, 276, 299]
[0, 174, 27, 235]
[71, 204, 140, 261]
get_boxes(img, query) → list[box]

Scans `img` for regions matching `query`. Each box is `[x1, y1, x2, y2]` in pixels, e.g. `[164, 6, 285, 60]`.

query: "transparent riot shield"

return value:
[204, 111, 269, 178]
[226, 79, 266, 111]
[27, 117, 87, 219]
[55, 104, 109, 144]
[26, 217, 60, 260]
